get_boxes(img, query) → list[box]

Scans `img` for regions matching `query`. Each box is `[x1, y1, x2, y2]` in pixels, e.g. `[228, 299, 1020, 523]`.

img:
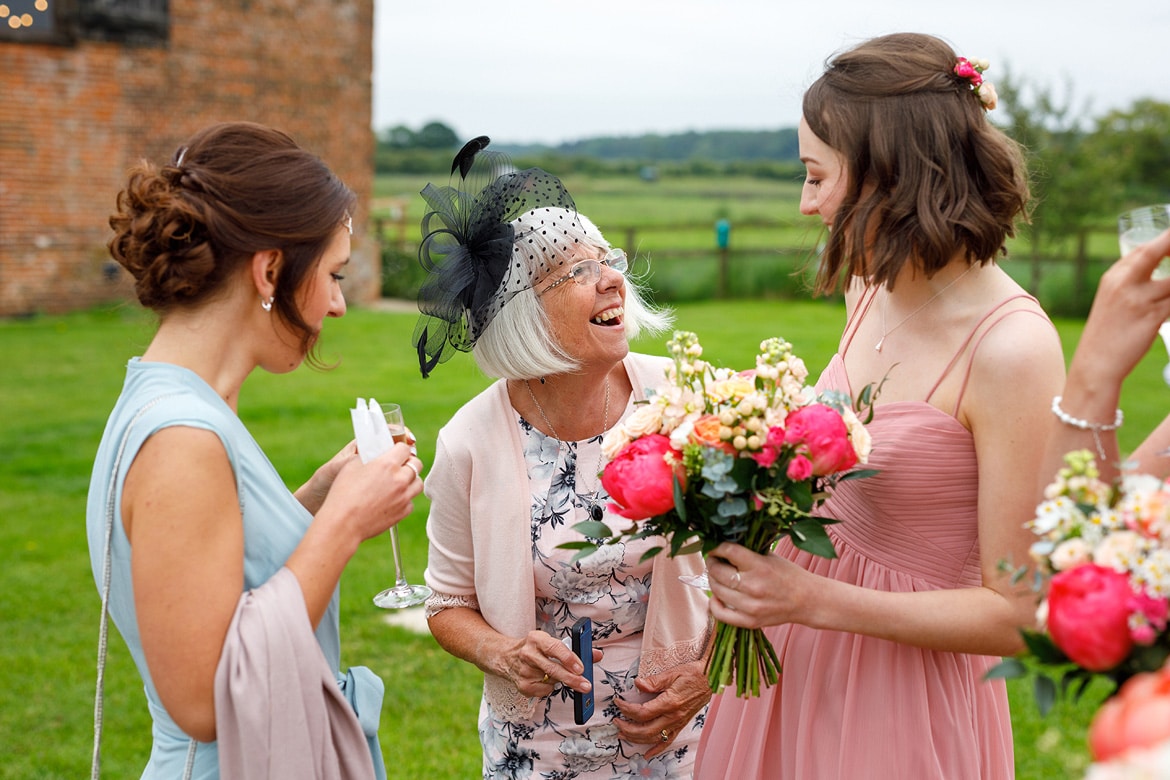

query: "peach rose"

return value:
[1090, 661, 1170, 762]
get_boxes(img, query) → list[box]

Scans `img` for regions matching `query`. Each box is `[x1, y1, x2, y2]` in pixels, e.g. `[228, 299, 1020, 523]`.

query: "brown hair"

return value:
[108, 121, 356, 356]
[803, 33, 1030, 293]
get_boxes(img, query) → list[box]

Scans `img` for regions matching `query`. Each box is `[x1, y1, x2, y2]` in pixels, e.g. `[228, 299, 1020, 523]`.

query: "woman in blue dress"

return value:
[86, 122, 422, 778]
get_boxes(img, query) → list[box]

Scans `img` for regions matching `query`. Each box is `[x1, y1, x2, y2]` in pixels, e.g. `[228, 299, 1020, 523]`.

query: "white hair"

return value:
[472, 208, 673, 380]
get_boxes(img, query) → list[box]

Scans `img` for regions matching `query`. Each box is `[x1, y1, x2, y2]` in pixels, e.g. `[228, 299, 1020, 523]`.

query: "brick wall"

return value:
[0, 0, 378, 317]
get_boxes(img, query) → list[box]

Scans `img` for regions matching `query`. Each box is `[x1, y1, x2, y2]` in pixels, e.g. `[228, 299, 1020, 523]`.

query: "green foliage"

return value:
[535, 128, 801, 163]
[377, 120, 459, 150]
[1092, 99, 1170, 205]
[380, 245, 426, 300]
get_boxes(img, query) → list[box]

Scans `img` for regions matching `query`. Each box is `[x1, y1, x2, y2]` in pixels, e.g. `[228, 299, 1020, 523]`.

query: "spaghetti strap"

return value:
[924, 293, 1048, 414]
[840, 286, 880, 358]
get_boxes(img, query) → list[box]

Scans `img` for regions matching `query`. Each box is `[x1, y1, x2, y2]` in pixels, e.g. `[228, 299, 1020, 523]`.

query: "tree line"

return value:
[378, 87, 1170, 279]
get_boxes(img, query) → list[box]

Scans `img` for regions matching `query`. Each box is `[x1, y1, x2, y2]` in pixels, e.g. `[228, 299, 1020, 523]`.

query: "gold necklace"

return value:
[875, 265, 974, 352]
[525, 377, 611, 521]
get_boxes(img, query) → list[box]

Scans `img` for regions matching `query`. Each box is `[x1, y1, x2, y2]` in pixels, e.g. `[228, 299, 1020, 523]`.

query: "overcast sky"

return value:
[372, 0, 1170, 146]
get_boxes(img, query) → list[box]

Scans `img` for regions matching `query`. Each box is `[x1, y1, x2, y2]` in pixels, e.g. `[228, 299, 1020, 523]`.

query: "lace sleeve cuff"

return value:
[424, 590, 480, 619]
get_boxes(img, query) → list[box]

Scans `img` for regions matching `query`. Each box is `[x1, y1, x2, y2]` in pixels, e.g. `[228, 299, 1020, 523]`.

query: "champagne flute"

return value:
[1119, 204, 1170, 384]
[371, 402, 432, 610]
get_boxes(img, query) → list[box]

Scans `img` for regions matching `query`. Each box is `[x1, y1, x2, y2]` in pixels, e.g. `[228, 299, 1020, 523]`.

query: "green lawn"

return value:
[1, 300, 1166, 778]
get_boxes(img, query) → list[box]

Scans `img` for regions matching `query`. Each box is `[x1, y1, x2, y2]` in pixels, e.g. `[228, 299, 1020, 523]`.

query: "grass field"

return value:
[3, 298, 1169, 778]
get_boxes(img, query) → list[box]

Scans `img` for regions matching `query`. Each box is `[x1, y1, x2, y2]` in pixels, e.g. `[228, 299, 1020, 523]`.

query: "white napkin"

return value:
[350, 398, 395, 464]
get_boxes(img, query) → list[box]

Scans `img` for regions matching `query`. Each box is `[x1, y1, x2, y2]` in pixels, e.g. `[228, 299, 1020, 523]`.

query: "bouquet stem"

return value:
[706, 619, 782, 697]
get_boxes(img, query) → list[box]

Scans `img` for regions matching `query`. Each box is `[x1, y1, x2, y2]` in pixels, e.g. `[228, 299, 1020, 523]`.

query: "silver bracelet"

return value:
[1051, 395, 1123, 461]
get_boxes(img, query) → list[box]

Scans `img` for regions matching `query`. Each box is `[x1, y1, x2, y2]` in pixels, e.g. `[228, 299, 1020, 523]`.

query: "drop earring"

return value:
[261, 297, 274, 312]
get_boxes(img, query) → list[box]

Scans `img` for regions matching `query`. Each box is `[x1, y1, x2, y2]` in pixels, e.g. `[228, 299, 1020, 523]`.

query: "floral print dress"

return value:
[478, 414, 706, 780]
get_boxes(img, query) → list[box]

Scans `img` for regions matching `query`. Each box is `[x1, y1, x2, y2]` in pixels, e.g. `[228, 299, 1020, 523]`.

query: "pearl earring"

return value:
[261, 297, 274, 312]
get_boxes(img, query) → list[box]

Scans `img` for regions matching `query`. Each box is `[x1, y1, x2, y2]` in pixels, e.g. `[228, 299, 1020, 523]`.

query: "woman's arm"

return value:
[427, 606, 592, 697]
[293, 440, 357, 515]
[124, 427, 246, 742]
[286, 441, 423, 627]
[125, 428, 423, 742]
[707, 310, 1066, 656]
[1044, 228, 1170, 482]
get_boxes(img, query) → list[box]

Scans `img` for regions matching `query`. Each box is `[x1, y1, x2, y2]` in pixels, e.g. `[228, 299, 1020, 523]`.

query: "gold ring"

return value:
[730, 571, 741, 590]
[404, 461, 421, 480]
[660, 729, 670, 743]
[541, 673, 550, 684]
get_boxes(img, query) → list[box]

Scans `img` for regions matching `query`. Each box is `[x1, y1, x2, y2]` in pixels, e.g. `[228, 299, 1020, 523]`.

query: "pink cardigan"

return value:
[424, 352, 712, 721]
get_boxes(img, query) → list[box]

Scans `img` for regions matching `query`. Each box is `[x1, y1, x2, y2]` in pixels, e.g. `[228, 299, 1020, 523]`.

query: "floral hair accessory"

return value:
[954, 56, 997, 111]
[411, 136, 578, 377]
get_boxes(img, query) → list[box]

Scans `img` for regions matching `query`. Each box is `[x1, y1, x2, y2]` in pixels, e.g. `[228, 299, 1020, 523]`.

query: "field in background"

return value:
[374, 172, 1123, 315]
[4, 300, 1170, 777]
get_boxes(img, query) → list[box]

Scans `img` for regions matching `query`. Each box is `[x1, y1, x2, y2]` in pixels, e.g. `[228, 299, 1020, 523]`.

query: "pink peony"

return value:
[1089, 661, 1170, 762]
[601, 434, 683, 520]
[783, 404, 858, 476]
[1047, 564, 1135, 671]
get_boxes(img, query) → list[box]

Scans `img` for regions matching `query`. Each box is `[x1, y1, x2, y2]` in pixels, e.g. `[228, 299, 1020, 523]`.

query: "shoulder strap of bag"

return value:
[91, 394, 197, 779]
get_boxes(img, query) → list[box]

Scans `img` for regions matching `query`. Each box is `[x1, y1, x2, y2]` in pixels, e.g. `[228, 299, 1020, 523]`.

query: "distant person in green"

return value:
[695, 33, 1066, 779]
[86, 121, 422, 779]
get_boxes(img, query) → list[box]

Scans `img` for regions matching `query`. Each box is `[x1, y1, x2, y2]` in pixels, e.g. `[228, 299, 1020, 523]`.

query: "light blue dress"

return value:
[86, 358, 385, 778]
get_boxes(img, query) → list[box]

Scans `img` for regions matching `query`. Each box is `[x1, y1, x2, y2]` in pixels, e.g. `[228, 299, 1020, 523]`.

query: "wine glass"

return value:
[1119, 204, 1170, 384]
[366, 402, 432, 609]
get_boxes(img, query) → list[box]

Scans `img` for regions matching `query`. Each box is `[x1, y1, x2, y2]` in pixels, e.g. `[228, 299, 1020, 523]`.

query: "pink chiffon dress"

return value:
[694, 290, 1047, 780]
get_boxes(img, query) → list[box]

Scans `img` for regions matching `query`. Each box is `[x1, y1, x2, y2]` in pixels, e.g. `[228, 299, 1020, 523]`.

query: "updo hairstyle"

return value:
[107, 121, 356, 353]
[803, 32, 1030, 293]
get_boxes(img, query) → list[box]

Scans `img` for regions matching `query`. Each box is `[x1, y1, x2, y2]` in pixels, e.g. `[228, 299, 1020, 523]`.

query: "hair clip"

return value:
[954, 57, 998, 111]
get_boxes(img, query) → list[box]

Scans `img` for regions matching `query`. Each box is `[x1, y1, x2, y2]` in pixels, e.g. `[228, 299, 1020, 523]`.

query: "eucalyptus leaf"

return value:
[1034, 674, 1057, 717]
[570, 520, 615, 539]
[983, 657, 1026, 681]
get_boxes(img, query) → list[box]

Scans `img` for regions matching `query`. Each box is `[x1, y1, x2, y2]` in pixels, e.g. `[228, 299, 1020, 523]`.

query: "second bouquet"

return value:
[565, 331, 875, 697]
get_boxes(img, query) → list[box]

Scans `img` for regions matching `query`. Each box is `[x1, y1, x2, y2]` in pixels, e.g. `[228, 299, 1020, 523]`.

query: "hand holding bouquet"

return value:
[565, 331, 875, 697]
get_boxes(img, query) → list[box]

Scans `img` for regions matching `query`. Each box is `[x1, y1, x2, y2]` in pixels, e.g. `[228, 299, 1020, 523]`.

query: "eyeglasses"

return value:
[537, 249, 628, 296]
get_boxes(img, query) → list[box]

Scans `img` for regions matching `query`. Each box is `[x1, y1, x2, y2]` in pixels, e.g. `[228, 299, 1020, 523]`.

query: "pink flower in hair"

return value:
[954, 57, 983, 86]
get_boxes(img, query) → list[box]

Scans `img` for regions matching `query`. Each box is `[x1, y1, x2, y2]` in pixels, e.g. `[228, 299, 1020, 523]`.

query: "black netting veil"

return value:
[412, 138, 577, 377]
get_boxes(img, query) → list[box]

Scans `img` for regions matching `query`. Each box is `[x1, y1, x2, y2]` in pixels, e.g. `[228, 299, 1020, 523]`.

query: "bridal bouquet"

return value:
[1005, 450, 1170, 686]
[993, 450, 1170, 773]
[564, 331, 875, 697]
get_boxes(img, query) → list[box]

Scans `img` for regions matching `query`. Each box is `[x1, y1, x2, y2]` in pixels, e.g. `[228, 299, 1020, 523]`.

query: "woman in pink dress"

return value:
[693, 33, 1067, 779]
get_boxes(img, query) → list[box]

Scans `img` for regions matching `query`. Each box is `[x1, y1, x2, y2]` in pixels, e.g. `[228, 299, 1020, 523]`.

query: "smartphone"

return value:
[570, 617, 595, 724]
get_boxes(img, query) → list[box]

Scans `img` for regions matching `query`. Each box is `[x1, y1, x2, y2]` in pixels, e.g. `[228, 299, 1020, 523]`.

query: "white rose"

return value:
[1050, 538, 1092, 571]
[839, 406, 872, 464]
[1093, 530, 1143, 572]
[623, 402, 665, 438]
[601, 427, 631, 460]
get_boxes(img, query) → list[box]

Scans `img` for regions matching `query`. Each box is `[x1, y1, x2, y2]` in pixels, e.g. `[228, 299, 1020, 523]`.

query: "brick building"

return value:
[0, 0, 380, 318]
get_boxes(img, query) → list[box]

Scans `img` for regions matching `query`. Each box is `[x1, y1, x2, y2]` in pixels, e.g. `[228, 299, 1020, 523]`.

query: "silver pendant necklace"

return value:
[875, 265, 974, 352]
[525, 377, 611, 521]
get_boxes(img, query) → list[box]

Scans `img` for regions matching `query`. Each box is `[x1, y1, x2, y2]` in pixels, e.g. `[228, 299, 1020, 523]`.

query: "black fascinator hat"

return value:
[412, 136, 578, 377]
